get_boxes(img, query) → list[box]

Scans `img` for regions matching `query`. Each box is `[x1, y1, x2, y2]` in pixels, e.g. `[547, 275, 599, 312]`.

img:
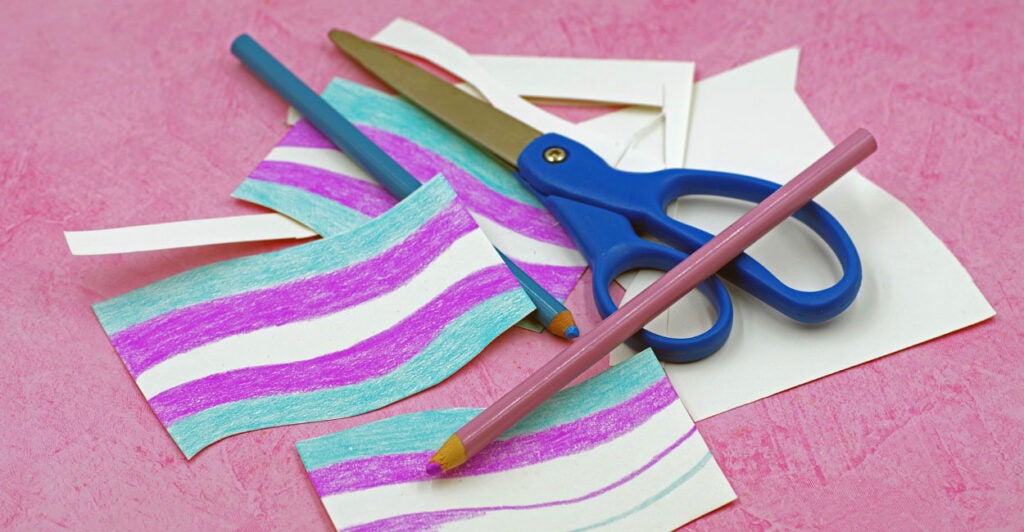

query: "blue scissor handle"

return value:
[641, 172, 862, 323]
[542, 195, 733, 362]
[516, 133, 862, 358]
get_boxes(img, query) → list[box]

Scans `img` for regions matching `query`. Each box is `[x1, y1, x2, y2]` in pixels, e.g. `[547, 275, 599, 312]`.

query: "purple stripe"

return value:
[277, 119, 337, 149]
[248, 157, 583, 299]
[271, 120, 574, 248]
[111, 202, 474, 376]
[256, 124, 577, 249]
[348, 425, 700, 531]
[359, 126, 575, 249]
[309, 378, 678, 497]
[249, 161, 396, 217]
[151, 266, 519, 425]
[515, 262, 587, 301]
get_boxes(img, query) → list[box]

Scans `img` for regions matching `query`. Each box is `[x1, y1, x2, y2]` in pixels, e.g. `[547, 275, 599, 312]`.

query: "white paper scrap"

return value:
[473, 54, 694, 167]
[64, 213, 315, 255]
[610, 48, 995, 421]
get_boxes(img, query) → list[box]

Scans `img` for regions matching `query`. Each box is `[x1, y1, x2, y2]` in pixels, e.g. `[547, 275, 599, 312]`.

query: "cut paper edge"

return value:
[472, 53, 693, 167]
[64, 213, 316, 255]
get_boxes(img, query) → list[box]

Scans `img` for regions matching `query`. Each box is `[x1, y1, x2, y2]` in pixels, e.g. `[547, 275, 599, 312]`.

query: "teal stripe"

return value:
[297, 350, 666, 470]
[231, 179, 370, 236]
[320, 78, 541, 207]
[573, 451, 714, 531]
[94, 177, 456, 334]
[170, 288, 533, 458]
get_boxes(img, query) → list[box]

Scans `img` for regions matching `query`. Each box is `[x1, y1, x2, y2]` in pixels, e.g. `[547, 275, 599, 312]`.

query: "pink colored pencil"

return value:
[426, 128, 877, 474]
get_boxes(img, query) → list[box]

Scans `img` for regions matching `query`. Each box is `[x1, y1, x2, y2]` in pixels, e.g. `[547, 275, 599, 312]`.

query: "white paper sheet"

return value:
[610, 48, 995, 421]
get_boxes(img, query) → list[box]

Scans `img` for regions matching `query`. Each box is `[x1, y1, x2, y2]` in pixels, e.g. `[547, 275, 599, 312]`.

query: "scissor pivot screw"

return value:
[543, 147, 568, 164]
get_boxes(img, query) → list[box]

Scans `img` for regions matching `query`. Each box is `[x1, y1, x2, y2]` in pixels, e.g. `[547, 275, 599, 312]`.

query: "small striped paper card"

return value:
[94, 177, 533, 458]
[297, 350, 736, 530]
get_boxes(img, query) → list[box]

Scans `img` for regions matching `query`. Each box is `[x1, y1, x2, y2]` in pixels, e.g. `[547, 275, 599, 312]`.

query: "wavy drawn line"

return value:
[350, 435, 707, 532]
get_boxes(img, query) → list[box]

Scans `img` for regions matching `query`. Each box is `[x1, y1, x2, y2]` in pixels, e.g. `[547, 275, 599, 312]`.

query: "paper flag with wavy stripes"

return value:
[232, 78, 587, 302]
[93, 177, 533, 458]
[297, 350, 736, 530]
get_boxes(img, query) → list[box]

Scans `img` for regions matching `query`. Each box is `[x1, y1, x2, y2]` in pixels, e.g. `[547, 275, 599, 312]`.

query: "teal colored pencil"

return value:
[231, 34, 578, 339]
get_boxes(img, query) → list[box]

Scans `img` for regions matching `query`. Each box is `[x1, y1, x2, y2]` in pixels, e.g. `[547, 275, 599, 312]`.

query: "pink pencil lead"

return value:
[425, 461, 443, 476]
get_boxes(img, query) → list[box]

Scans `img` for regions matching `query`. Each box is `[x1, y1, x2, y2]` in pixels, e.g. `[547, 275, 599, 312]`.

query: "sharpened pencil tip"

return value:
[548, 310, 578, 340]
[564, 325, 580, 339]
[426, 460, 442, 476]
[429, 434, 467, 473]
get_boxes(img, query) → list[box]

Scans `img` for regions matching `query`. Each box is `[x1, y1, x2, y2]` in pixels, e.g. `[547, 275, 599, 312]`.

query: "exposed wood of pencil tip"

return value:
[427, 434, 467, 474]
[547, 310, 579, 339]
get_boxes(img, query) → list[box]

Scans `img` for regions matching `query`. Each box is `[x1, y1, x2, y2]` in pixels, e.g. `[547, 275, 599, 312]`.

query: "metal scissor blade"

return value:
[328, 30, 542, 168]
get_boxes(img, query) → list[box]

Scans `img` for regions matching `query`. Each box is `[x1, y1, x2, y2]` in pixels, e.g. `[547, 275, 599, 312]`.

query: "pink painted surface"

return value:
[1, 1, 1019, 529]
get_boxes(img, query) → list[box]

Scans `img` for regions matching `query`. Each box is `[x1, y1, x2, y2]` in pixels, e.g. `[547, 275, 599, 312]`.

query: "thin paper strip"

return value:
[64, 213, 316, 255]
[297, 350, 736, 530]
[93, 177, 533, 458]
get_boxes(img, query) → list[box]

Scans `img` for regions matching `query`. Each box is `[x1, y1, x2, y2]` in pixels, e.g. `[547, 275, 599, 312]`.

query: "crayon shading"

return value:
[93, 177, 533, 458]
[296, 350, 736, 530]
[232, 78, 587, 302]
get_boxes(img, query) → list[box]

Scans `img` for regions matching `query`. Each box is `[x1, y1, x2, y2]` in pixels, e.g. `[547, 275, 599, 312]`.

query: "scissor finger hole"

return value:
[667, 195, 843, 291]
[615, 267, 718, 338]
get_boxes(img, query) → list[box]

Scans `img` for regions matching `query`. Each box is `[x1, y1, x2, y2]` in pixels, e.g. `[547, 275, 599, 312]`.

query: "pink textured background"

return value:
[2, 1, 1020, 529]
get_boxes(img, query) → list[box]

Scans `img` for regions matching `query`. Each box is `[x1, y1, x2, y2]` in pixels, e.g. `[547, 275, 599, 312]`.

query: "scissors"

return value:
[329, 30, 862, 363]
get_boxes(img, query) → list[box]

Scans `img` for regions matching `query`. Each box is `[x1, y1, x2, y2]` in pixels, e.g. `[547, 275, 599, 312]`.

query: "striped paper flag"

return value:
[297, 350, 736, 530]
[232, 78, 587, 302]
[93, 177, 534, 458]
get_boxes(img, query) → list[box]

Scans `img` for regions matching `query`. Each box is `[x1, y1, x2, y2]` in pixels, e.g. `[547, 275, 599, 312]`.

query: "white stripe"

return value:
[470, 214, 587, 268]
[320, 403, 732, 530]
[266, 146, 376, 184]
[135, 230, 501, 398]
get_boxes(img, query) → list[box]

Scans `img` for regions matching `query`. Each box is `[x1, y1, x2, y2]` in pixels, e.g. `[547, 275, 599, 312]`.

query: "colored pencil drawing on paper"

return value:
[93, 177, 534, 458]
[297, 350, 736, 530]
[232, 77, 587, 302]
